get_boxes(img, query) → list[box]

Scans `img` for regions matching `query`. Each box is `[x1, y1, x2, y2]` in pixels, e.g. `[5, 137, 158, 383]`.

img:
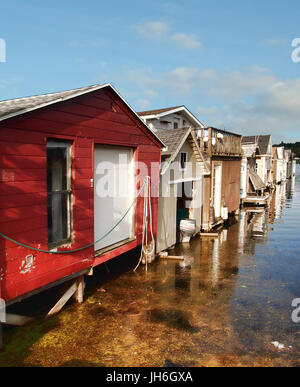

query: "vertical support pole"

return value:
[75, 275, 85, 304]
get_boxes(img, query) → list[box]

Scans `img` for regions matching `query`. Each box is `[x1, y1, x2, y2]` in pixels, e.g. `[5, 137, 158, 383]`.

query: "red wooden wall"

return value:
[0, 87, 161, 302]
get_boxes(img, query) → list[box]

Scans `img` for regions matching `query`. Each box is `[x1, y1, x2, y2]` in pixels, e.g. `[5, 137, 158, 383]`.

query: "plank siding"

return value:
[0, 87, 161, 303]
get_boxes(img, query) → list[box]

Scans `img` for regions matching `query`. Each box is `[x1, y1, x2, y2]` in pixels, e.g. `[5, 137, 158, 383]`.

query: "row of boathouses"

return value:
[0, 83, 296, 329]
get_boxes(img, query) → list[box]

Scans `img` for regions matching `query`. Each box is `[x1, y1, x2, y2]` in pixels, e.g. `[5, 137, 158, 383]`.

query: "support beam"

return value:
[4, 314, 33, 327]
[200, 232, 219, 237]
[47, 275, 86, 317]
[47, 281, 77, 317]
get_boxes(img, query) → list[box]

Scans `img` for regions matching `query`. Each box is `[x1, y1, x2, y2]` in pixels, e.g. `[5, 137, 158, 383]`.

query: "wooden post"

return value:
[75, 276, 85, 304]
[47, 281, 77, 317]
[47, 275, 85, 317]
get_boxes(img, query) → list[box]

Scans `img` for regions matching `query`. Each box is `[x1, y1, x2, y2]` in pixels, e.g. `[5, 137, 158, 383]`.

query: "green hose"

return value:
[0, 181, 146, 255]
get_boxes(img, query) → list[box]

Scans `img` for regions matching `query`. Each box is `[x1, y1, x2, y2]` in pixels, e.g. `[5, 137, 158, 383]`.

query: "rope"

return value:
[0, 179, 147, 255]
[134, 176, 156, 271]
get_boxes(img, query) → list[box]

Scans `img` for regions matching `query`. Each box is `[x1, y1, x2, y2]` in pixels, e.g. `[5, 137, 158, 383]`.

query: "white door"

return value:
[190, 178, 203, 232]
[213, 165, 222, 218]
[94, 146, 135, 252]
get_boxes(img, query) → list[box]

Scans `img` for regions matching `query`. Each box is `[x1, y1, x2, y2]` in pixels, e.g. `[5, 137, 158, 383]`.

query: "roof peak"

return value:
[138, 106, 185, 116]
[0, 84, 105, 104]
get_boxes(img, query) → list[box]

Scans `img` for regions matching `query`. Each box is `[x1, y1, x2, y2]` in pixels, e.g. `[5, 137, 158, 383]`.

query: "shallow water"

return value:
[1, 168, 300, 367]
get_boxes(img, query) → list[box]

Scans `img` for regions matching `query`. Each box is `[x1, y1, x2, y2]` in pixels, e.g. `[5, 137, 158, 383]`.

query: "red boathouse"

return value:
[0, 84, 163, 305]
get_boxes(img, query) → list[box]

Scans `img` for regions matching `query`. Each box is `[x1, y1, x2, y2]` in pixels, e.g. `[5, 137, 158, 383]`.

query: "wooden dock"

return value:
[242, 193, 270, 207]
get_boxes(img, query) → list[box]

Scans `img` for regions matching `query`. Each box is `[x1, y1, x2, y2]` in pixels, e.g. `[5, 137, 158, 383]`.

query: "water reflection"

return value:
[1, 173, 299, 367]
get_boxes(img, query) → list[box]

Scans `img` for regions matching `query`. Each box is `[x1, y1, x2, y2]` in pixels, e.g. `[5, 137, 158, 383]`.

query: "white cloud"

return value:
[262, 38, 288, 47]
[132, 20, 202, 50]
[136, 98, 151, 110]
[144, 89, 158, 98]
[133, 21, 170, 39]
[197, 106, 218, 115]
[74, 57, 85, 63]
[167, 67, 200, 94]
[120, 65, 300, 142]
[170, 33, 203, 50]
[205, 66, 277, 99]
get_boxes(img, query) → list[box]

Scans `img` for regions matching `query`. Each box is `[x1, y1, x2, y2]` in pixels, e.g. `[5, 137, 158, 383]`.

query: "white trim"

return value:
[141, 106, 205, 128]
[169, 177, 203, 185]
[160, 127, 210, 176]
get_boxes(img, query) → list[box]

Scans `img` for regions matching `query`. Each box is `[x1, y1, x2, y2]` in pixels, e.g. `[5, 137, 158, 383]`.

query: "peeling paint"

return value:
[19, 255, 36, 275]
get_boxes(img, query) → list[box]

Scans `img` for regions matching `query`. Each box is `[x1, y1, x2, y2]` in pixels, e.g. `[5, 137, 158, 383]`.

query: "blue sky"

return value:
[1, 0, 300, 142]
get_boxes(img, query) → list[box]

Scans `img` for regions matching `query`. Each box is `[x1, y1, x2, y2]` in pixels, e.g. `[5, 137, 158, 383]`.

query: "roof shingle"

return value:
[0, 85, 102, 120]
[138, 106, 184, 117]
[155, 128, 190, 160]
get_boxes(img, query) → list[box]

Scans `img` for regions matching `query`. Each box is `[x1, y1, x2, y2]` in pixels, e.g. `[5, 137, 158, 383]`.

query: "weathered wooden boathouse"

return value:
[154, 127, 210, 252]
[197, 127, 242, 231]
[0, 84, 164, 307]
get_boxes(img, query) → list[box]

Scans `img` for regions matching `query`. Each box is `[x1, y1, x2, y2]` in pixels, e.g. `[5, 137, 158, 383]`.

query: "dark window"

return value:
[174, 122, 178, 129]
[180, 152, 187, 170]
[47, 141, 72, 248]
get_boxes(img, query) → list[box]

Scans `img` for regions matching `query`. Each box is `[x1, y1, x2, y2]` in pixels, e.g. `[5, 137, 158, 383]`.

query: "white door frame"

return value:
[213, 164, 222, 219]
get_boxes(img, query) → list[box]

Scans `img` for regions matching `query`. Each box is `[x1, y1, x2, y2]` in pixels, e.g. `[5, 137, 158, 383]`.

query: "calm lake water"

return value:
[1, 167, 300, 367]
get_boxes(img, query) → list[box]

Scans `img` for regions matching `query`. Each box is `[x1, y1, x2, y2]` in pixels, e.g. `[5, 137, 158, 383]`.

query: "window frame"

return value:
[47, 140, 73, 249]
[180, 152, 188, 171]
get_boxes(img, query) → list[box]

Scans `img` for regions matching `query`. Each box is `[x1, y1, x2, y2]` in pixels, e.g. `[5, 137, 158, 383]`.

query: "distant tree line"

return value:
[274, 141, 300, 162]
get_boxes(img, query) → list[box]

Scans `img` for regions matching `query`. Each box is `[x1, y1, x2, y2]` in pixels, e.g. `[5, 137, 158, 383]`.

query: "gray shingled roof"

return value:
[0, 85, 102, 121]
[138, 106, 184, 116]
[257, 135, 271, 155]
[242, 135, 271, 155]
[156, 128, 190, 160]
[0, 83, 166, 147]
[242, 136, 257, 145]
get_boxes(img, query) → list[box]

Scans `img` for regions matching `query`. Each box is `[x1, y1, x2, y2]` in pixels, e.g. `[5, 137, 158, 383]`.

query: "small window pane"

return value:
[47, 142, 72, 247]
[47, 192, 68, 244]
[181, 153, 187, 170]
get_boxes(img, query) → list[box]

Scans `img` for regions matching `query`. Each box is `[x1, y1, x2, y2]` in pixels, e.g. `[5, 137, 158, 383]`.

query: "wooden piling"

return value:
[75, 276, 85, 304]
